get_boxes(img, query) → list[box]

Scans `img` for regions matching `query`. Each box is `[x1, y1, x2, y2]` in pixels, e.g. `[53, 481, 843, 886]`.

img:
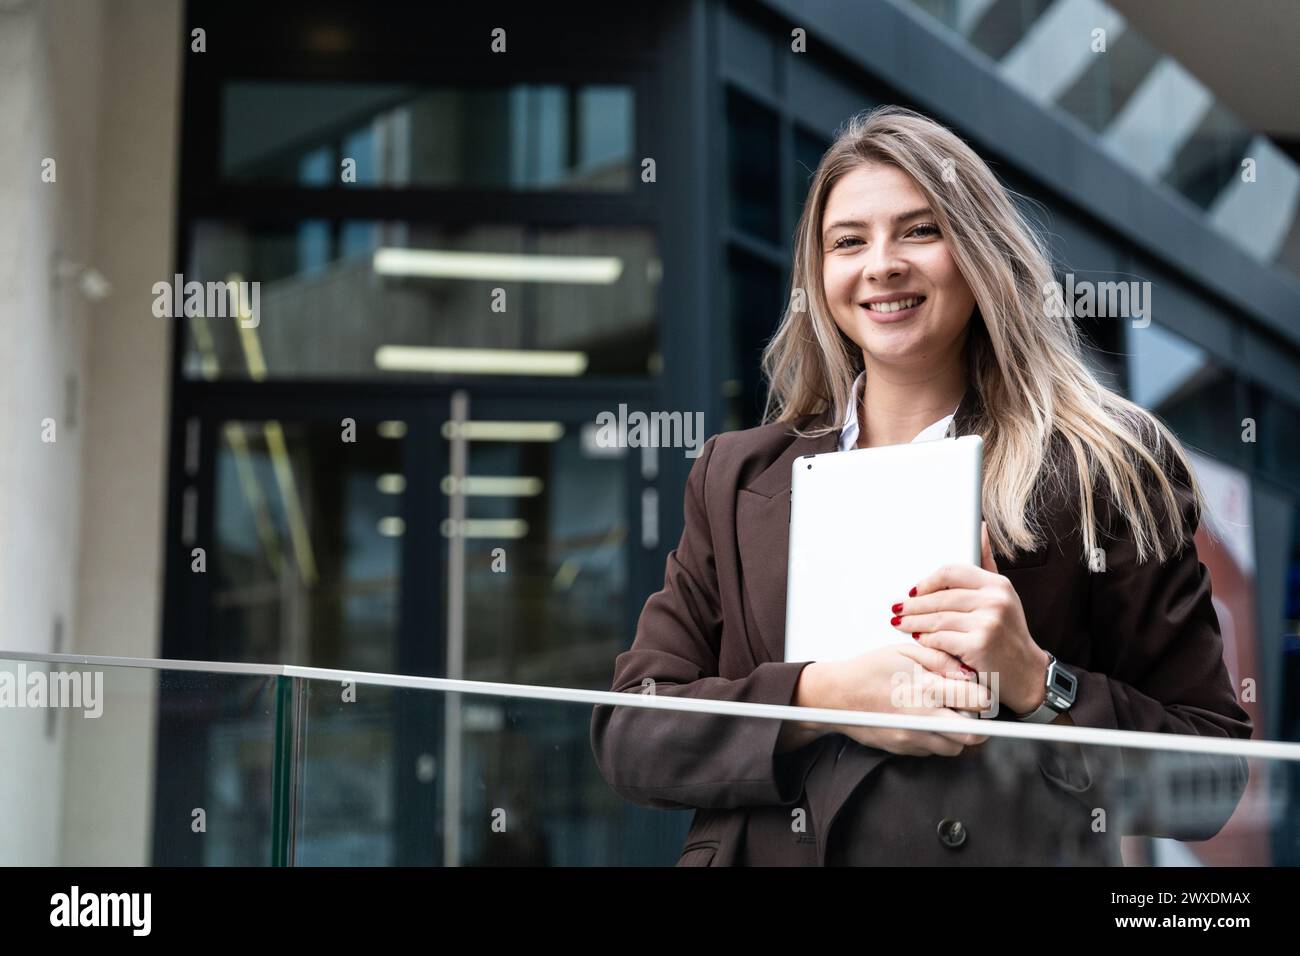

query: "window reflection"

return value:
[1126, 322, 1242, 464]
[183, 221, 660, 380]
[221, 82, 634, 191]
[213, 420, 403, 670]
[455, 422, 628, 689]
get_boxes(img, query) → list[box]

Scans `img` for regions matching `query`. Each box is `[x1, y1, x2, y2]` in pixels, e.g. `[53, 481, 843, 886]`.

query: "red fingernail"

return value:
[891, 602, 903, 614]
[890, 616, 901, 626]
[960, 664, 974, 674]
[908, 586, 917, 597]
[911, 632, 920, 640]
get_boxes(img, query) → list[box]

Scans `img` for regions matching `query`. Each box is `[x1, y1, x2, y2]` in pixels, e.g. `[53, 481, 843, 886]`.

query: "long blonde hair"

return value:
[761, 105, 1203, 566]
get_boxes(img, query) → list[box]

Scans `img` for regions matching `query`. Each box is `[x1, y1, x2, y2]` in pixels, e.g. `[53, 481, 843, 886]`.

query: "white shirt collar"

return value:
[837, 370, 959, 452]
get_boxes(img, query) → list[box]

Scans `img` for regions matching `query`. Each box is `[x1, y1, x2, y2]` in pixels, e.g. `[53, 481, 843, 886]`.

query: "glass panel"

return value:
[295, 682, 687, 866]
[725, 247, 782, 432]
[962, 0, 1055, 62]
[726, 87, 779, 243]
[291, 679, 1295, 865]
[1054, 28, 1161, 134]
[221, 82, 635, 191]
[180, 220, 660, 380]
[791, 125, 828, 239]
[3, 656, 1294, 866]
[1126, 322, 1243, 464]
[0, 659, 280, 865]
[1252, 386, 1300, 495]
[453, 412, 629, 688]
[1161, 103, 1255, 209]
[588, 696, 1292, 865]
[212, 419, 404, 670]
[295, 679, 400, 865]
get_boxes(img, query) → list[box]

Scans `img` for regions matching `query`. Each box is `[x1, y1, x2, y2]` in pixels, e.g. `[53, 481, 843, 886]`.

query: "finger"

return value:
[910, 674, 991, 713]
[894, 642, 966, 675]
[926, 708, 989, 746]
[911, 561, 996, 597]
[935, 707, 982, 743]
[840, 726, 962, 756]
[916, 675, 992, 712]
[891, 588, 982, 617]
[896, 609, 978, 636]
[980, 521, 997, 573]
[910, 629, 974, 665]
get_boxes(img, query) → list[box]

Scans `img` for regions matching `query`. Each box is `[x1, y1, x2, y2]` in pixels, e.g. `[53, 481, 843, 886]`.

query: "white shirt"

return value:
[837, 370, 959, 452]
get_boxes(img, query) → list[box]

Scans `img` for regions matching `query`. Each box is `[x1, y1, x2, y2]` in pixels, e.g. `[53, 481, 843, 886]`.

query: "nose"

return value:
[861, 237, 907, 282]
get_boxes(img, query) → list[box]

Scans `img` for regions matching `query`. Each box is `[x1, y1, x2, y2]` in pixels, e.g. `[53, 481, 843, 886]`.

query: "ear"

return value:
[980, 520, 997, 573]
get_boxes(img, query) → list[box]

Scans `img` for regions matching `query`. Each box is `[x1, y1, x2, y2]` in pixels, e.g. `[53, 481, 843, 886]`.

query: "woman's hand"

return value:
[889, 521, 1051, 717]
[795, 643, 991, 757]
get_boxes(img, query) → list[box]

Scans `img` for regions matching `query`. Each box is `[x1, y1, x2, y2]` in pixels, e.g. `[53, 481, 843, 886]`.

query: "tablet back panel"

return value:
[784, 435, 983, 663]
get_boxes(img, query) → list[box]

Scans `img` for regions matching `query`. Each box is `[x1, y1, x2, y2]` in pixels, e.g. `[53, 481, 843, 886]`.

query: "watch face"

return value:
[1049, 666, 1077, 700]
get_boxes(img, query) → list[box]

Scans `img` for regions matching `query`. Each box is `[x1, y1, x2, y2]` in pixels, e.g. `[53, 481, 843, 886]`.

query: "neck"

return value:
[856, 355, 966, 449]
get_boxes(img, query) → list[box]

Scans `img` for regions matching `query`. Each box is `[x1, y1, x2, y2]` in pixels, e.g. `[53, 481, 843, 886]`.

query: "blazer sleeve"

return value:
[589, 434, 827, 811]
[1035, 455, 1254, 841]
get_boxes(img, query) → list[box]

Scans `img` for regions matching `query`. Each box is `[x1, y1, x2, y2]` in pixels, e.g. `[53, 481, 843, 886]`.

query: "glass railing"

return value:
[2, 652, 1297, 865]
[0, 655, 283, 865]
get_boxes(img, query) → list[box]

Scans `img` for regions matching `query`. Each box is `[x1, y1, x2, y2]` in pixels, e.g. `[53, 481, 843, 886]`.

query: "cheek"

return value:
[926, 256, 975, 311]
[824, 260, 853, 296]
[933, 253, 971, 297]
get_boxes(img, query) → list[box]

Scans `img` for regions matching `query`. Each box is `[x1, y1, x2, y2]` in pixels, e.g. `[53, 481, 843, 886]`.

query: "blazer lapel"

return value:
[736, 410, 839, 666]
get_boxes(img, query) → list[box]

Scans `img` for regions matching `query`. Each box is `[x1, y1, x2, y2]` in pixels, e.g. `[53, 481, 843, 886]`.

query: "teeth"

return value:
[865, 297, 923, 313]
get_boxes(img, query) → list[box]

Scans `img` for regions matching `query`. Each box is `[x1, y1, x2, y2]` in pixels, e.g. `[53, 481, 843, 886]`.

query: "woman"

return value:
[589, 106, 1252, 866]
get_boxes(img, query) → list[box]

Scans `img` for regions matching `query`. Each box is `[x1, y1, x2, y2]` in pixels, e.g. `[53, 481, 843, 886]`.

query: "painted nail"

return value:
[891, 602, 903, 614]
[890, 616, 901, 626]
[911, 632, 920, 640]
[959, 663, 975, 674]
[908, 586, 917, 597]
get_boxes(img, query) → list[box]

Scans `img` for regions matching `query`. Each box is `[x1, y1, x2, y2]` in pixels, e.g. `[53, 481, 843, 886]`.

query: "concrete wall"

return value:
[0, 0, 180, 864]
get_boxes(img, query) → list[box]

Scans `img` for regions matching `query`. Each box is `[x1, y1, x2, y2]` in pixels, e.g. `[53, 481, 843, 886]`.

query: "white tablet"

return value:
[784, 435, 984, 665]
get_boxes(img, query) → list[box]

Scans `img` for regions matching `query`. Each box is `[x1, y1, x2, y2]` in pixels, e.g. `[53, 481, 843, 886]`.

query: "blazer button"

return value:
[936, 818, 967, 849]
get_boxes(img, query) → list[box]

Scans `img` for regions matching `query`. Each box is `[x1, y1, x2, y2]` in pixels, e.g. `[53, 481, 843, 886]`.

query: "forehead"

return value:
[822, 164, 925, 219]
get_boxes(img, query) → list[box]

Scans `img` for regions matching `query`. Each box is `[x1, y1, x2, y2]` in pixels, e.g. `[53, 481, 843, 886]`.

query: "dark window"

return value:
[726, 87, 780, 243]
[726, 247, 783, 431]
[221, 81, 635, 192]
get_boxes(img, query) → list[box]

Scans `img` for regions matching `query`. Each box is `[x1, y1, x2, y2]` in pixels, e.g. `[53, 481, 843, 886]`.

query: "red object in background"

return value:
[1136, 453, 1266, 866]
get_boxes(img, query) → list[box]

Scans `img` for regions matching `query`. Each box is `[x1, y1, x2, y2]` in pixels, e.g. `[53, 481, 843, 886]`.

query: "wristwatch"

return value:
[1013, 652, 1077, 722]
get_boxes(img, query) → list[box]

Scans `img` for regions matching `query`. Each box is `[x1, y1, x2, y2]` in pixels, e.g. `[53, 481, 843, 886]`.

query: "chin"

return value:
[863, 330, 927, 357]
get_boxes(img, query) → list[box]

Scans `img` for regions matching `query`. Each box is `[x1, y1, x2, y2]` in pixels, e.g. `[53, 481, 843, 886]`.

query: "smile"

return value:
[860, 295, 926, 320]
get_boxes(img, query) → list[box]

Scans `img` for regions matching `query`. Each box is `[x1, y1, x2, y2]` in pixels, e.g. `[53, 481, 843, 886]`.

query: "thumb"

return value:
[980, 520, 997, 572]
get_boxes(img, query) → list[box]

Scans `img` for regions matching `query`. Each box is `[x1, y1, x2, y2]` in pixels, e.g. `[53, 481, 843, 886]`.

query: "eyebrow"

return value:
[822, 207, 934, 239]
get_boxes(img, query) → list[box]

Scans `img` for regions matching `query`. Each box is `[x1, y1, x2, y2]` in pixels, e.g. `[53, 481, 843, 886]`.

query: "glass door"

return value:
[158, 384, 657, 864]
[435, 387, 651, 864]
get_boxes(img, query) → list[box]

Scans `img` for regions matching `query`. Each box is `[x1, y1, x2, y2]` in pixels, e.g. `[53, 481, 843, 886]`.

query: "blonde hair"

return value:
[761, 105, 1204, 566]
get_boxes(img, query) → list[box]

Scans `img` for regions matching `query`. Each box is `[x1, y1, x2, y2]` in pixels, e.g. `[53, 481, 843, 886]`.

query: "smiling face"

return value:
[820, 163, 976, 375]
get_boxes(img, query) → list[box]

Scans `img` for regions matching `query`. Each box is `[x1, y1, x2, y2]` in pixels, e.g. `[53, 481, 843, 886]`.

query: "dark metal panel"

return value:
[719, 1, 778, 97]
[1240, 327, 1300, 409]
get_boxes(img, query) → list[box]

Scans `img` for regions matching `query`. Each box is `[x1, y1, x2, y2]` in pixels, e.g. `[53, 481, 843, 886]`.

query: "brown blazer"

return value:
[590, 386, 1254, 865]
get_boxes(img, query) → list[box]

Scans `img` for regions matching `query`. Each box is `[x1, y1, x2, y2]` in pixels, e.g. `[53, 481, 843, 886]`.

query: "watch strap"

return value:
[1013, 652, 1072, 722]
[1013, 700, 1060, 723]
